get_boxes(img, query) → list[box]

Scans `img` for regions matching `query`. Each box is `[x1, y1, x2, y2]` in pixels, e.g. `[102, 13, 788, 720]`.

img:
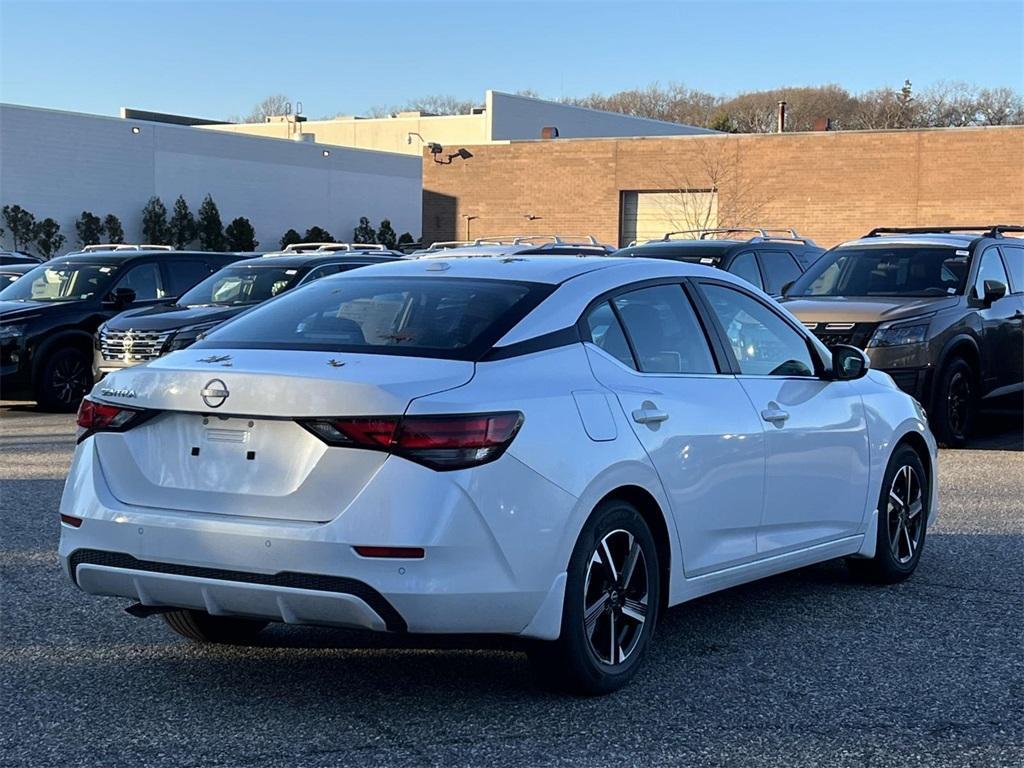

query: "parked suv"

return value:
[417, 235, 615, 258]
[783, 226, 1024, 446]
[614, 228, 825, 296]
[95, 250, 404, 376]
[0, 249, 239, 411]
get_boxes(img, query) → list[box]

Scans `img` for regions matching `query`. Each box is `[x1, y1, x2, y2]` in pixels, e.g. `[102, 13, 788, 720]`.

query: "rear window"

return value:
[195, 276, 551, 360]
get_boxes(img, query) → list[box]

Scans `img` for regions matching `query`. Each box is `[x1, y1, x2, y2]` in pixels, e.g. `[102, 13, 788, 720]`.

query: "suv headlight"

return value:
[164, 322, 219, 353]
[867, 316, 933, 348]
[0, 323, 27, 341]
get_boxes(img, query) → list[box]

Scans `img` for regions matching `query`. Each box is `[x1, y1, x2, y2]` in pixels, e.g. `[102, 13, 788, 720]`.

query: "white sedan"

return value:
[59, 256, 937, 694]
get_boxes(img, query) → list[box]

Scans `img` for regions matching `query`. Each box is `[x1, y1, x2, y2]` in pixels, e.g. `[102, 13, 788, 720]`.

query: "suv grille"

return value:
[99, 328, 171, 363]
[802, 321, 878, 350]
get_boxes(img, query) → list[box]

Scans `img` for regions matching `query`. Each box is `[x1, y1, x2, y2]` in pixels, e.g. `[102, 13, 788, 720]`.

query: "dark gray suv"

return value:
[783, 226, 1024, 446]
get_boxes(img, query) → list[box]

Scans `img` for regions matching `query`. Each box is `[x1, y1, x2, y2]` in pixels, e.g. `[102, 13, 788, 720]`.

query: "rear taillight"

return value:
[76, 398, 152, 442]
[299, 412, 523, 471]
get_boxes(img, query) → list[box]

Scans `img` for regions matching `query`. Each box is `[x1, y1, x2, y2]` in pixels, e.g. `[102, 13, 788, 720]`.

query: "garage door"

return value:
[620, 190, 719, 246]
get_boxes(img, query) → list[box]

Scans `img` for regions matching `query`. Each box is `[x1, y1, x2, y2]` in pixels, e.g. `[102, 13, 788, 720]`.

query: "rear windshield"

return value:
[194, 276, 551, 360]
[787, 245, 970, 297]
[614, 244, 727, 263]
[179, 265, 305, 307]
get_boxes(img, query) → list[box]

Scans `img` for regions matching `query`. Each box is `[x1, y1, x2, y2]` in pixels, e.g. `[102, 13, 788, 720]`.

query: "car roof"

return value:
[231, 253, 405, 268]
[836, 234, 979, 249]
[0, 263, 35, 273]
[342, 255, 716, 285]
[50, 250, 229, 265]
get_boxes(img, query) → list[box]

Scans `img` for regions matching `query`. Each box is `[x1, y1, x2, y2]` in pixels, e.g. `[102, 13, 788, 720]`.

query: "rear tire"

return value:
[162, 609, 268, 644]
[847, 445, 929, 584]
[528, 498, 660, 695]
[931, 357, 975, 448]
[35, 347, 93, 412]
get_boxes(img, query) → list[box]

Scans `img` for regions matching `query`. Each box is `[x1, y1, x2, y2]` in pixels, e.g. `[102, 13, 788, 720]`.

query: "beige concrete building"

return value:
[195, 90, 713, 156]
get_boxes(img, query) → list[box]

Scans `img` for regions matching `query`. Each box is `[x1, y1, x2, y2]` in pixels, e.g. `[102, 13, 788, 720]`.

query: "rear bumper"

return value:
[58, 441, 575, 638]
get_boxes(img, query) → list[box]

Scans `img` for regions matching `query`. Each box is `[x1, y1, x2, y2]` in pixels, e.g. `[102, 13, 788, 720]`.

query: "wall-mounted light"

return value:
[322, 149, 330, 157]
[130, 126, 141, 134]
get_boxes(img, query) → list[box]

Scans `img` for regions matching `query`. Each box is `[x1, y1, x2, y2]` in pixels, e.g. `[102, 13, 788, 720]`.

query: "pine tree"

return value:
[352, 216, 376, 244]
[141, 197, 171, 244]
[225, 217, 259, 251]
[196, 195, 227, 251]
[169, 196, 197, 249]
[103, 214, 125, 244]
[279, 229, 302, 249]
[75, 211, 104, 246]
[397, 232, 415, 246]
[2, 204, 37, 251]
[302, 226, 334, 243]
[376, 219, 397, 248]
[34, 218, 66, 260]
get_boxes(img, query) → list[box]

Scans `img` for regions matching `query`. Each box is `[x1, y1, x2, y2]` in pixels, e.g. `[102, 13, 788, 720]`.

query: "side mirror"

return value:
[105, 287, 137, 309]
[982, 279, 1007, 307]
[830, 344, 870, 380]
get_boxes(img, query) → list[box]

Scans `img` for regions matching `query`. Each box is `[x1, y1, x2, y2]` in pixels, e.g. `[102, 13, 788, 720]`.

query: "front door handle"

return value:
[632, 407, 669, 425]
[760, 406, 790, 425]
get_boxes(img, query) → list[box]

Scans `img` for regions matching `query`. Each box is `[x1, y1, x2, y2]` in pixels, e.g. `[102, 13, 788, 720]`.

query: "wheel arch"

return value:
[32, 329, 95, 379]
[936, 333, 980, 386]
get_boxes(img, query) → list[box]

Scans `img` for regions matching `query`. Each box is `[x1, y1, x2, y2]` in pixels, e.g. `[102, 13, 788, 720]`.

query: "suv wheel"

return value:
[35, 347, 93, 412]
[528, 498, 660, 695]
[932, 357, 976, 448]
[848, 444, 929, 583]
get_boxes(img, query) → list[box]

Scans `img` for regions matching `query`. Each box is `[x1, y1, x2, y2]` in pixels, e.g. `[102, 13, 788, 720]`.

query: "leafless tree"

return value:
[232, 94, 292, 124]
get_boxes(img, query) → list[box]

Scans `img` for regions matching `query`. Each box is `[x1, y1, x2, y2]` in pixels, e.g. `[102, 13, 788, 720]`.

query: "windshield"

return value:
[178, 265, 305, 307]
[787, 245, 970, 298]
[0, 262, 119, 302]
[195, 276, 551, 360]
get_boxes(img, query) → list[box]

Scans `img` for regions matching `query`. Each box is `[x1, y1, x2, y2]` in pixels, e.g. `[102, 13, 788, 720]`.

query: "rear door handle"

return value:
[632, 408, 669, 425]
[760, 407, 790, 425]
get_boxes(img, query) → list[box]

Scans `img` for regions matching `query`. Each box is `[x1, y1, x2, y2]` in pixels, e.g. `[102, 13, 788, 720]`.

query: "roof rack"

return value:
[660, 228, 817, 246]
[78, 244, 175, 252]
[864, 225, 1024, 239]
[281, 242, 387, 253]
[467, 235, 603, 246]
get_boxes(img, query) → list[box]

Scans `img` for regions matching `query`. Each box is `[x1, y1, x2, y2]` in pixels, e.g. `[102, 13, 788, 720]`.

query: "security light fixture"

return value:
[130, 126, 141, 134]
[322, 150, 330, 157]
[433, 147, 473, 165]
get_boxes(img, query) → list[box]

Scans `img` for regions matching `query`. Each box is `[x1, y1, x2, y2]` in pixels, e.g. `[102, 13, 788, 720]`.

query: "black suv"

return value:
[95, 250, 404, 376]
[0, 249, 239, 411]
[613, 228, 825, 296]
[783, 226, 1024, 446]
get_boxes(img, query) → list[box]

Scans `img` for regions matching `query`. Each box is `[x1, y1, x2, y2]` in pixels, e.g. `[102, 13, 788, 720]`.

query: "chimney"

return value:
[540, 126, 559, 139]
[812, 117, 832, 131]
[776, 101, 787, 133]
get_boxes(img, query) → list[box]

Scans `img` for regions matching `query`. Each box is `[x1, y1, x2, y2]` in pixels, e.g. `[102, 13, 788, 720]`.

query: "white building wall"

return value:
[0, 104, 421, 253]
[486, 90, 716, 141]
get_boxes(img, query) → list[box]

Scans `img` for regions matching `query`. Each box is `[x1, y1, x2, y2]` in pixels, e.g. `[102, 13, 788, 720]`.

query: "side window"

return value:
[302, 264, 342, 284]
[701, 283, 816, 377]
[164, 260, 213, 296]
[113, 262, 163, 300]
[972, 247, 1010, 299]
[758, 250, 803, 294]
[997, 245, 1023, 294]
[612, 285, 716, 374]
[728, 251, 763, 290]
[584, 301, 635, 369]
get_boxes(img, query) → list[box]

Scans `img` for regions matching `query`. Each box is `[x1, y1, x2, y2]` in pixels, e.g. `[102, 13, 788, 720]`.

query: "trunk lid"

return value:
[91, 348, 474, 522]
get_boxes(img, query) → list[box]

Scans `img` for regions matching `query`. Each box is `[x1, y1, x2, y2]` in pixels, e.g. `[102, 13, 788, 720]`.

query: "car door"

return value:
[996, 244, 1024, 391]
[971, 245, 1021, 394]
[160, 258, 216, 298]
[694, 279, 870, 556]
[722, 250, 764, 292]
[106, 261, 168, 313]
[581, 282, 767, 576]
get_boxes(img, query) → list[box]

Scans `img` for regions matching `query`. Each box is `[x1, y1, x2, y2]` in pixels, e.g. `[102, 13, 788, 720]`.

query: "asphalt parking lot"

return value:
[1, 403, 1021, 768]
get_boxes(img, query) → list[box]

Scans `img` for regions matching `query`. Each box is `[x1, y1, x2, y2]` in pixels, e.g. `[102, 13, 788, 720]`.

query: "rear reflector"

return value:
[60, 514, 83, 528]
[353, 546, 425, 559]
[299, 412, 523, 471]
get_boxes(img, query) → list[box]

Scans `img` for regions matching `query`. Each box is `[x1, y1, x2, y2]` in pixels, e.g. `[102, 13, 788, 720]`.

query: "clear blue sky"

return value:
[1, 0, 1021, 120]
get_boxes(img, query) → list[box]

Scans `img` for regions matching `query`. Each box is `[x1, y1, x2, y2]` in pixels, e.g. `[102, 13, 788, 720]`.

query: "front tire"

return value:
[529, 498, 660, 695]
[932, 357, 976, 448]
[35, 347, 93, 412]
[163, 609, 268, 644]
[848, 445, 929, 583]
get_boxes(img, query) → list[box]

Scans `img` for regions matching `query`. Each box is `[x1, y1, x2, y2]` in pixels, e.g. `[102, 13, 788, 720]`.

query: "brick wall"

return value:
[422, 126, 1024, 247]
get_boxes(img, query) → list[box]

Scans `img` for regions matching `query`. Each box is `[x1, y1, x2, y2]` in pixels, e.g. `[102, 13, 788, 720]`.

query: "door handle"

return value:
[632, 407, 669, 425]
[760, 407, 790, 425]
